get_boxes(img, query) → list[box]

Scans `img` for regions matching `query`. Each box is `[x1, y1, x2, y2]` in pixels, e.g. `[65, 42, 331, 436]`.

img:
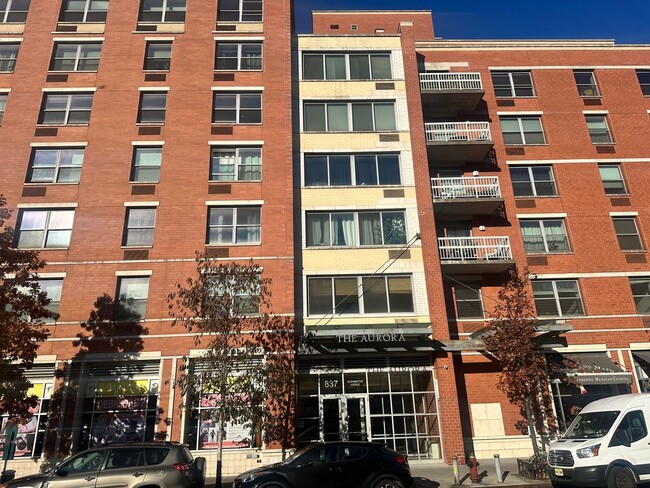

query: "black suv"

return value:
[0, 442, 205, 488]
[234, 441, 413, 488]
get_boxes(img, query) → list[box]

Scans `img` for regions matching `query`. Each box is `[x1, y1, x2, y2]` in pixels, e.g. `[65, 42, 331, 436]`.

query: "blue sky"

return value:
[295, 0, 650, 44]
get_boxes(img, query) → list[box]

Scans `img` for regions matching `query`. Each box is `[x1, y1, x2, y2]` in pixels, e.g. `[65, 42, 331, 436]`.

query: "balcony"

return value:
[438, 236, 514, 274]
[425, 122, 494, 163]
[420, 72, 484, 116]
[431, 176, 503, 217]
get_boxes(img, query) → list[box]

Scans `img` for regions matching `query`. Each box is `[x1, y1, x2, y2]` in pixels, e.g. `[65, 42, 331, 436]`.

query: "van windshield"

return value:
[564, 411, 620, 439]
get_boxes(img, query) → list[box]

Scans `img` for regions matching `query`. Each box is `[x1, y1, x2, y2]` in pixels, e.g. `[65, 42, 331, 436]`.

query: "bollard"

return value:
[452, 455, 460, 485]
[494, 454, 503, 483]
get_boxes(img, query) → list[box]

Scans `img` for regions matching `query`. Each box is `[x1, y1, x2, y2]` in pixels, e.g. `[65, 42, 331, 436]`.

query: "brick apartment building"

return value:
[2, 0, 650, 475]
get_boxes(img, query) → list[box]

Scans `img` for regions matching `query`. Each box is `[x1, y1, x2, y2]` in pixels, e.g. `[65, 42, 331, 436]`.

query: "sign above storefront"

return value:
[337, 333, 407, 343]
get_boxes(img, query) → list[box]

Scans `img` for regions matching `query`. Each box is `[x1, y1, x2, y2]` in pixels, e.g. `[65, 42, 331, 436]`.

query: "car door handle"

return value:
[85, 476, 96, 481]
[133, 472, 144, 477]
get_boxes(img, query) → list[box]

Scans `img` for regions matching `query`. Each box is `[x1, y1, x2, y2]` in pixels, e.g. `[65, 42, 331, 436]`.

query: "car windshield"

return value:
[283, 444, 319, 464]
[564, 411, 620, 439]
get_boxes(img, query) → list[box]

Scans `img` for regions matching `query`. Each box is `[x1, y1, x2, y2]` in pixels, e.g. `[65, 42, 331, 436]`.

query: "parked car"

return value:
[234, 441, 413, 488]
[0, 441, 205, 488]
[547, 393, 650, 488]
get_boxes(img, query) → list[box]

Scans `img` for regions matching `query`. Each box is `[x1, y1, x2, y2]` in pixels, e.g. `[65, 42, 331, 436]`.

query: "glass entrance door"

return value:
[321, 395, 369, 442]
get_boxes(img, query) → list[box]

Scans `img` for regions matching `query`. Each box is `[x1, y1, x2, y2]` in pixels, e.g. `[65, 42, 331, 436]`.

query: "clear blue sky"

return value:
[295, 0, 650, 44]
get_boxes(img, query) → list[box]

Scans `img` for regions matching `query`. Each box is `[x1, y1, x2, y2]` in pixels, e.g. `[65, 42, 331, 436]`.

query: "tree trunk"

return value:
[525, 395, 540, 455]
[216, 411, 224, 488]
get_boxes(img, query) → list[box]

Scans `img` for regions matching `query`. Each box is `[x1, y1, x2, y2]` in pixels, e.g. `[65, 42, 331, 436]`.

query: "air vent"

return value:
[379, 133, 399, 142]
[144, 73, 166, 82]
[137, 24, 157, 31]
[330, 24, 339, 29]
[596, 145, 616, 154]
[625, 254, 647, 264]
[515, 199, 536, 208]
[583, 98, 602, 106]
[527, 256, 548, 266]
[138, 126, 161, 135]
[215, 24, 237, 32]
[131, 185, 156, 195]
[211, 126, 233, 135]
[35, 127, 58, 136]
[214, 73, 235, 82]
[505, 147, 525, 155]
[25, 364, 56, 379]
[87, 360, 160, 378]
[388, 250, 410, 259]
[22, 186, 47, 197]
[205, 247, 229, 258]
[46, 74, 68, 82]
[123, 250, 149, 261]
[56, 24, 77, 32]
[375, 82, 395, 90]
[384, 189, 404, 198]
[610, 197, 631, 206]
[496, 99, 515, 107]
[208, 184, 232, 194]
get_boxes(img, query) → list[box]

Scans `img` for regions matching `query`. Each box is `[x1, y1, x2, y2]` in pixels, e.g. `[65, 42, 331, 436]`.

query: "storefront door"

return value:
[321, 395, 369, 442]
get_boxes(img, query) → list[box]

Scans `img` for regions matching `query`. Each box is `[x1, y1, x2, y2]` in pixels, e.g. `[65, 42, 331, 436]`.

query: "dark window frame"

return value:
[303, 101, 396, 132]
[509, 165, 557, 197]
[613, 217, 644, 252]
[212, 92, 262, 124]
[50, 42, 101, 72]
[138, 0, 186, 23]
[38, 92, 94, 125]
[217, 0, 263, 22]
[59, 0, 108, 23]
[491, 70, 535, 98]
[454, 282, 484, 319]
[123, 207, 156, 247]
[532, 279, 585, 318]
[630, 277, 650, 315]
[304, 153, 401, 187]
[302, 52, 392, 81]
[137, 91, 167, 124]
[636, 70, 650, 96]
[131, 146, 162, 183]
[215, 42, 262, 71]
[574, 70, 600, 97]
[499, 116, 546, 145]
[143, 41, 172, 71]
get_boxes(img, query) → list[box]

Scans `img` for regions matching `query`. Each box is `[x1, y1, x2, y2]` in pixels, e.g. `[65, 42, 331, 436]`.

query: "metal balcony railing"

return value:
[420, 72, 483, 91]
[431, 176, 501, 200]
[425, 122, 492, 143]
[439, 236, 512, 262]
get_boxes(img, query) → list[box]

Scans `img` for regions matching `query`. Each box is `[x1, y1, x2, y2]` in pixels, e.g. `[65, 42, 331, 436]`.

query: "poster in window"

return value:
[198, 393, 252, 449]
[0, 382, 51, 458]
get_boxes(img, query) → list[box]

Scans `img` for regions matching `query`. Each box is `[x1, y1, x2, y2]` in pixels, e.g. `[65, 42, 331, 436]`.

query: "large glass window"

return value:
[307, 275, 413, 315]
[613, 217, 643, 251]
[131, 147, 162, 183]
[207, 207, 261, 245]
[509, 165, 557, 197]
[216, 0, 262, 22]
[39, 93, 93, 125]
[1, 0, 30, 23]
[574, 70, 600, 97]
[0, 44, 19, 72]
[306, 211, 406, 247]
[599, 164, 626, 195]
[138, 0, 185, 22]
[143, 42, 171, 71]
[532, 279, 585, 317]
[213, 92, 262, 124]
[59, 0, 107, 23]
[520, 219, 570, 254]
[50, 43, 101, 72]
[17, 209, 74, 249]
[500, 116, 546, 145]
[215, 42, 262, 71]
[303, 53, 391, 80]
[454, 282, 484, 319]
[305, 153, 400, 187]
[304, 101, 396, 132]
[491, 71, 534, 97]
[585, 115, 613, 144]
[637, 70, 650, 96]
[27, 147, 84, 183]
[210, 147, 261, 181]
[123, 208, 156, 247]
[116, 277, 149, 321]
[630, 277, 650, 315]
[137, 92, 167, 124]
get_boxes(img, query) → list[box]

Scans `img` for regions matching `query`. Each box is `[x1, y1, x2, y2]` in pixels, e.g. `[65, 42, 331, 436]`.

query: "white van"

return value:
[547, 393, 650, 488]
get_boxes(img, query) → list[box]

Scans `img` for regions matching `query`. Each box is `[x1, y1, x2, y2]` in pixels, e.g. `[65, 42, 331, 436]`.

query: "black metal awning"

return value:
[548, 352, 632, 385]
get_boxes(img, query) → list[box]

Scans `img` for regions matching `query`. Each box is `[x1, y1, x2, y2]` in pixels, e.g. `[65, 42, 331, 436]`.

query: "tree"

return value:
[483, 265, 556, 455]
[168, 254, 295, 488]
[0, 195, 51, 418]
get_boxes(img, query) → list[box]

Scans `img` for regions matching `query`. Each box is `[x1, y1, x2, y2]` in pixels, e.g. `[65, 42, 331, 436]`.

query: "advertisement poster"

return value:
[198, 393, 252, 450]
[89, 396, 147, 447]
[0, 383, 50, 458]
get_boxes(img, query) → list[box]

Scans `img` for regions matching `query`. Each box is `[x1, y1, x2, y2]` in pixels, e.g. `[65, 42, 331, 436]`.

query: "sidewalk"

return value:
[208, 457, 551, 488]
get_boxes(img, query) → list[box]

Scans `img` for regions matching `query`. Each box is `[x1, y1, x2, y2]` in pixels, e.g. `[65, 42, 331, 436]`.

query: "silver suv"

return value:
[0, 442, 205, 488]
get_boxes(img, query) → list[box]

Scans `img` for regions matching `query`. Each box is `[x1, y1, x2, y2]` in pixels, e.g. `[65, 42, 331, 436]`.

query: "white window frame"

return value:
[630, 277, 650, 315]
[532, 279, 585, 318]
[50, 42, 101, 72]
[520, 219, 570, 254]
[303, 101, 397, 132]
[598, 164, 627, 195]
[207, 206, 261, 245]
[613, 217, 644, 252]
[60, 0, 108, 23]
[454, 281, 484, 320]
[115, 276, 149, 321]
[500, 116, 546, 145]
[574, 70, 600, 97]
[509, 165, 557, 197]
[210, 147, 261, 181]
[0, 93, 7, 125]
[17, 209, 75, 249]
[27, 147, 85, 184]
[138, 91, 167, 124]
[304, 153, 402, 187]
[139, 0, 185, 23]
[217, 0, 263, 22]
[305, 210, 407, 247]
[1, 0, 29, 23]
[215, 42, 262, 71]
[39, 92, 94, 125]
[123, 207, 156, 247]
[131, 146, 162, 183]
[0, 44, 19, 72]
[212, 92, 262, 124]
[491, 71, 535, 98]
[143, 41, 172, 71]
[301, 52, 392, 80]
[585, 114, 613, 144]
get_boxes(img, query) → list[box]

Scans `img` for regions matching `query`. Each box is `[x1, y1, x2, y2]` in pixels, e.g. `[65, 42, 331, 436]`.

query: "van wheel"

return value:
[371, 478, 405, 488]
[607, 466, 636, 488]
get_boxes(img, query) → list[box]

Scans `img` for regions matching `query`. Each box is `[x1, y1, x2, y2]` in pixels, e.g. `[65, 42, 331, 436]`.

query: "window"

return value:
[1, 0, 29, 23]
[305, 153, 400, 187]
[306, 210, 406, 247]
[0, 93, 6, 125]
[302, 53, 392, 80]
[143, 42, 171, 71]
[59, 0, 107, 23]
[637, 70, 650, 96]
[585, 115, 613, 144]
[613, 217, 643, 251]
[50, 43, 101, 72]
[491, 71, 534, 97]
[509, 166, 556, 197]
[207, 207, 260, 245]
[0, 44, 19, 72]
[116, 276, 149, 321]
[500, 116, 545, 145]
[532, 279, 584, 317]
[303, 101, 396, 132]
[123, 208, 156, 247]
[138, 92, 167, 124]
[629, 277, 650, 315]
[212, 92, 261, 124]
[217, 0, 262, 22]
[215, 42, 262, 71]
[520, 219, 570, 254]
[106, 449, 143, 469]
[37, 278, 63, 321]
[599, 164, 626, 195]
[16, 209, 75, 249]
[574, 70, 600, 97]
[38, 92, 93, 125]
[139, 0, 185, 22]
[27, 147, 84, 183]
[615, 411, 648, 444]
[454, 282, 484, 319]
[307, 275, 413, 315]
[131, 146, 161, 182]
[210, 147, 261, 181]
[205, 274, 261, 315]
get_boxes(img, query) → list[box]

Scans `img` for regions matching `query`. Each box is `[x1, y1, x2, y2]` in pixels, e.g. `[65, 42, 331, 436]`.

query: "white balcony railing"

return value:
[439, 236, 512, 262]
[420, 72, 483, 92]
[431, 176, 501, 200]
[425, 122, 492, 143]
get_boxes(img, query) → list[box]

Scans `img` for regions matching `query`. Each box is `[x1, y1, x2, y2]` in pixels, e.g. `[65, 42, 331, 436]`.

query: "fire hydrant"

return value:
[467, 453, 481, 483]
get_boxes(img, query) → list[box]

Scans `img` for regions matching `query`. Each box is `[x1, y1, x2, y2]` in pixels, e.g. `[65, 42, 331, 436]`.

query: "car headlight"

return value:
[576, 444, 600, 458]
[242, 471, 272, 483]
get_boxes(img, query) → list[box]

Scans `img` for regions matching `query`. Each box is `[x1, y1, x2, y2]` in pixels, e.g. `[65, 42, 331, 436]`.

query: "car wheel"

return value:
[607, 466, 637, 488]
[371, 478, 405, 488]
